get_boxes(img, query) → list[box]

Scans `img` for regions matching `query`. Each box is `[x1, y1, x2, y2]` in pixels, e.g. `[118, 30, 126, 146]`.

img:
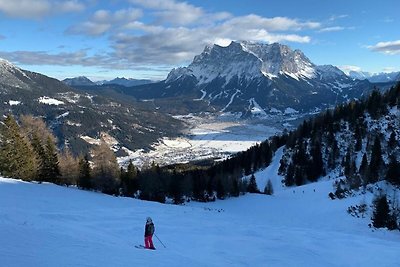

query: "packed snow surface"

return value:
[1, 174, 399, 267]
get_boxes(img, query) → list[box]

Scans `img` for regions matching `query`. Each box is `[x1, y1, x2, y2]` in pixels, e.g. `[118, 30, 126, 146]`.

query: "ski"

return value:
[134, 244, 156, 250]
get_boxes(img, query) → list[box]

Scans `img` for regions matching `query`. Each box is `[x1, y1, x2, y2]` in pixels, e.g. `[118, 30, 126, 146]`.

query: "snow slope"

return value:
[1, 173, 400, 267]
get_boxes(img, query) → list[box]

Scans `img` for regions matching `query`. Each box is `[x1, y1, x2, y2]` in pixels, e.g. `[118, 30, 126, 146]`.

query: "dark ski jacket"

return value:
[145, 222, 155, 237]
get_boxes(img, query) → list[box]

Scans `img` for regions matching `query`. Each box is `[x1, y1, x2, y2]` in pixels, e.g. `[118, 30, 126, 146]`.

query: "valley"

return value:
[117, 111, 308, 167]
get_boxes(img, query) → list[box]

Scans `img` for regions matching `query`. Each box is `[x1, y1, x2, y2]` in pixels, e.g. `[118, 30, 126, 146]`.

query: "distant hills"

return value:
[347, 71, 400, 83]
[0, 58, 183, 156]
[63, 76, 154, 87]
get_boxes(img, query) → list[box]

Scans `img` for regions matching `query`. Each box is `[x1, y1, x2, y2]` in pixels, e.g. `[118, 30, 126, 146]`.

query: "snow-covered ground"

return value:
[1, 170, 399, 266]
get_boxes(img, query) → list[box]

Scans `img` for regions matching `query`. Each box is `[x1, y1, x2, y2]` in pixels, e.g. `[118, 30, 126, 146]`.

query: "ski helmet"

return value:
[146, 217, 152, 223]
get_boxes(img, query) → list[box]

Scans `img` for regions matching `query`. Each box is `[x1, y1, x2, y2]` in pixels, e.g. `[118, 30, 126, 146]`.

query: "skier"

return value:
[144, 217, 155, 250]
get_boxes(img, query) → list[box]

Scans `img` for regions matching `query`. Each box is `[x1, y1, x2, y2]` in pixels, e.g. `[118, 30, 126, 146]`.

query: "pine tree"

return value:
[368, 136, 384, 183]
[284, 162, 295, 186]
[43, 136, 60, 184]
[78, 154, 92, 190]
[247, 174, 259, 193]
[372, 195, 390, 228]
[354, 125, 363, 152]
[359, 153, 369, 186]
[264, 179, 274, 195]
[0, 115, 38, 181]
[30, 132, 46, 182]
[309, 141, 324, 182]
[216, 178, 225, 199]
[386, 155, 400, 185]
[169, 171, 184, 204]
[388, 131, 397, 151]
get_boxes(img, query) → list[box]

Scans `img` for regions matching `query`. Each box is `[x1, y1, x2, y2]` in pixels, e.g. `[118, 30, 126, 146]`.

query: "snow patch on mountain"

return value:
[221, 89, 241, 112]
[284, 107, 299, 114]
[38, 96, 64, 105]
[249, 98, 267, 117]
[7, 100, 21, 106]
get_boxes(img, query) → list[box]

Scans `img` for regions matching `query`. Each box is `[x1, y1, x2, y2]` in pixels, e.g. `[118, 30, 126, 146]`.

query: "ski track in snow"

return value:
[221, 89, 240, 112]
[1, 173, 400, 267]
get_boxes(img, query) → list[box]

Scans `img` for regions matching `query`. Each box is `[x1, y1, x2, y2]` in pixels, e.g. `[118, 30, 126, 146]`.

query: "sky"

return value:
[0, 0, 399, 81]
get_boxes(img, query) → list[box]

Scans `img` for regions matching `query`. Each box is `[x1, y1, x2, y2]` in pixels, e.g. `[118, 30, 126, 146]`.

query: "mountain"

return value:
[64, 77, 153, 87]
[62, 76, 95, 86]
[0, 58, 183, 155]
[125, 41, 372, 116]
[103, 77, 153, 87]
[348, 71, 400, 83]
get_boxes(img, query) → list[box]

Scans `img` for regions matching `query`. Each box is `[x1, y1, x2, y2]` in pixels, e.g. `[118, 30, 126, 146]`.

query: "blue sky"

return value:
[0, 0, 399, 81]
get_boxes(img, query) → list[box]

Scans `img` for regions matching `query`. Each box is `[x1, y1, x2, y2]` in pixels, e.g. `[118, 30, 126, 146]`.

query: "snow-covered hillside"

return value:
[2, 171, 399, 266]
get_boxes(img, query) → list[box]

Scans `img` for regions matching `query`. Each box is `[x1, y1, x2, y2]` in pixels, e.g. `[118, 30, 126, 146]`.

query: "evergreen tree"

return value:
[368, 136, 384, 183]
[231, 176, 240, 197]
[372, 195, 390, 228]
[309, 141, 324, 182]
[386, 155, 400, 185]
[343, 149, 352, 177]
[264, 179, 274, 195]
[347, 160, 361, 190]
[78, 154, 91, 190]
[121, 160, 139, 196]
[0, 115, 37, 181]
[169, 171, 184, 204]
[284, 162, 295, 186]
[43, 136, 60, 184]
[216, 178, 225, 199]
[30, 132, 46, 182]
[247, 174, 259, 193]
[359, 153, 369, 186]
[354, 125, 363, 152]
[388, 131, 397, 151]
[327, 138, 339, 169]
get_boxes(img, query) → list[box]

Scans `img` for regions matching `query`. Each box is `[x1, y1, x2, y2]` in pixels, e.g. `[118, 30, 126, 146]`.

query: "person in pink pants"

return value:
[144, 217, 155, 249]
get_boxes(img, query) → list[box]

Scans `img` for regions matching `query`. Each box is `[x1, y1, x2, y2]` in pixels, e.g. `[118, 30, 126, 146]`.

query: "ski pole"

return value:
[154, 233, 166, 248]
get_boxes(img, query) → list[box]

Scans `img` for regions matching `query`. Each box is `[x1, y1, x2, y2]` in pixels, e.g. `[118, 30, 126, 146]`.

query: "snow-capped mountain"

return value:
[130, 42, 372, 116]
[348, 71, 400, 83]
[0, 59, 182, 155]
[63, 76, 95, 86]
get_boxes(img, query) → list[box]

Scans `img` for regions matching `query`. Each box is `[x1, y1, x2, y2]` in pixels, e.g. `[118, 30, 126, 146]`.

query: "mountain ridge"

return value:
[124, 41, 373, 116]
[0, 60, 183, 155]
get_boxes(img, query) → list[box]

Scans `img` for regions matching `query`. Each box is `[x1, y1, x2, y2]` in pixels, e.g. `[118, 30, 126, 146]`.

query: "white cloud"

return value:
[65, 1, 318, 66]
[318, 26, 345, 33]
[339, 65, 362, 75]
[66, 8, 143, 36]
[6, 0, 326, 73]
[368, 40, 400, 55]
[57, 0, 85, 13]
[0, 0, 85, 19]
[129, 0, 204, 25]
[328, 14, 349, 22]
[0, 0, 50, 18]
